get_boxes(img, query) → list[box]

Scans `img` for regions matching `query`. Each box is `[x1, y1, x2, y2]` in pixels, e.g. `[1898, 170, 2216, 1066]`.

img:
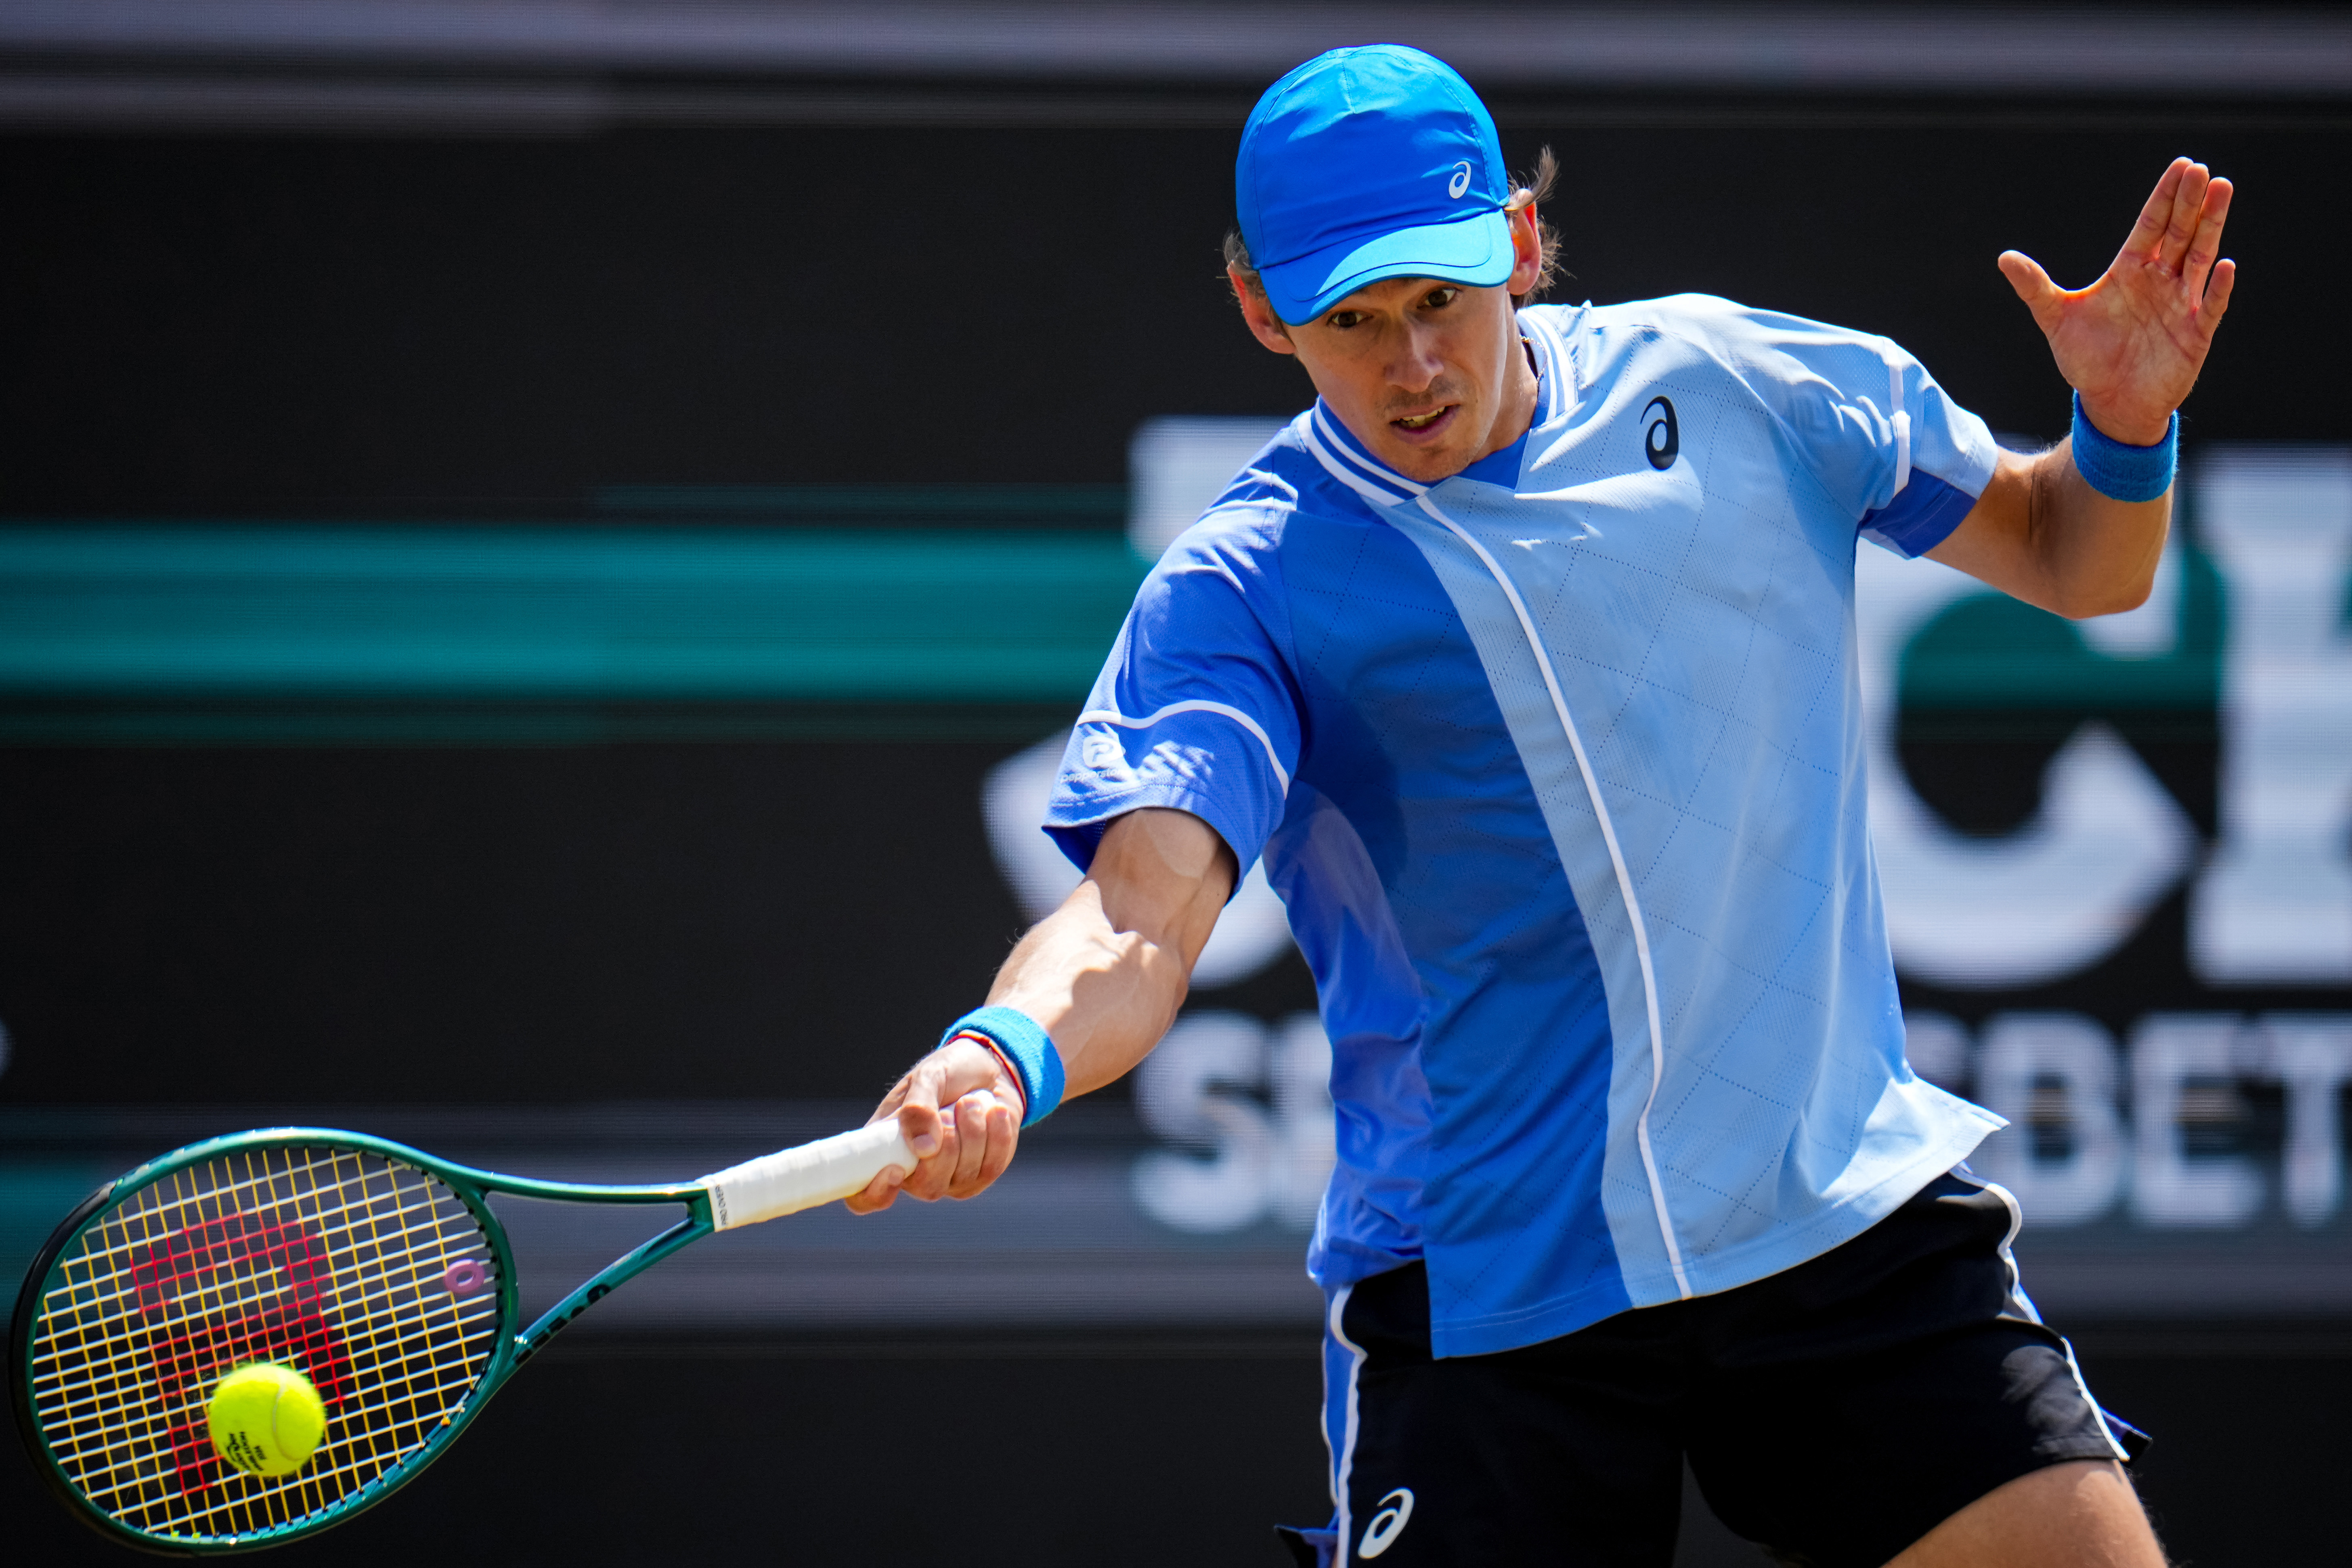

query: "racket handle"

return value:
[700, 1121, 919, 1231]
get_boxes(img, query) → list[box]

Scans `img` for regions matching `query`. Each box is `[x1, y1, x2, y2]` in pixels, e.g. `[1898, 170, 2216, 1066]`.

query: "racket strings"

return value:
[43, 1149, 499, 1537]
[36, 1180, 463, 1436]
[26, 1146, 505, 1543]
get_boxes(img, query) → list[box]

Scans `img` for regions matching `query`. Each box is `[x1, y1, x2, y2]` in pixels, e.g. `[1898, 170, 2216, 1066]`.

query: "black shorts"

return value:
[1280, 1171, 2142, 1568]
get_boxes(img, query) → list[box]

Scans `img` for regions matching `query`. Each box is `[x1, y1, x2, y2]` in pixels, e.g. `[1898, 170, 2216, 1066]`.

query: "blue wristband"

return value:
[940, 1006, 1064, 1127]
[2071, 392, 2177, 503]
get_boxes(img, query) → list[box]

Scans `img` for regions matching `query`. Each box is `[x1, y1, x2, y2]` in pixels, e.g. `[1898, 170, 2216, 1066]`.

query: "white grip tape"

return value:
[700, 1121, 918, 1231]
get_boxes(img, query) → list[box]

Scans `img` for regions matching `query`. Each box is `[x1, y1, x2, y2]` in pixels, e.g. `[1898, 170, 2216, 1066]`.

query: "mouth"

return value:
[1389, 404, 1458, 440]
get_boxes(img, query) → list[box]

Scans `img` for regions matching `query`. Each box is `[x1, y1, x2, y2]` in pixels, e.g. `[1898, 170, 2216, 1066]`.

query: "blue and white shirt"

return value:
[1047, 295, 2007, 1358]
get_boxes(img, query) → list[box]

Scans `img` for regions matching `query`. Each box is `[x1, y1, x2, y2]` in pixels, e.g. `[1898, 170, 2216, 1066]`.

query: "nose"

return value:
[1386, 319, 1446, 395]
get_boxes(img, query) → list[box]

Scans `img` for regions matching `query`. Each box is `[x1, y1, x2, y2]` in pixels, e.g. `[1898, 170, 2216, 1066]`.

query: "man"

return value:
[847, 44, 2230, 1568]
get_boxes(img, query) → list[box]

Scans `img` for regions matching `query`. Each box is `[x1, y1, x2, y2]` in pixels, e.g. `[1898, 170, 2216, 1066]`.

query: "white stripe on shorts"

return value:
[1328, 1284, 1367, 1564]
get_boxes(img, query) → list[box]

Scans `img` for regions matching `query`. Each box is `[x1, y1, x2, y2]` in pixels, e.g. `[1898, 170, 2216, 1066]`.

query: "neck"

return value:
[1475, 333, 1541, 467]
[1431, 331, 1541, 480]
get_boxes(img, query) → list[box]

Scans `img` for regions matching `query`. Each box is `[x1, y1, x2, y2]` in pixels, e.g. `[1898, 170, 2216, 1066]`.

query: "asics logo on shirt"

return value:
[1643, 395, 1680, 470]
[1359, 1488, 1415, 1558]
[1447, 161, 1473, 198]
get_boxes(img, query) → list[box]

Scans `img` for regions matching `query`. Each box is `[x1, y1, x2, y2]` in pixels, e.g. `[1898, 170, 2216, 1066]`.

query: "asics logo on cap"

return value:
[1360, 1487, 1415, 1557]
[1236, 46, 1516, 323]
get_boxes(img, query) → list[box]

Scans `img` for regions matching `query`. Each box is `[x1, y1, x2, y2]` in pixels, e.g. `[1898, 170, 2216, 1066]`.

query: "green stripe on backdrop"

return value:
[0, 525, 1149, 744]
[592, 484, 1128, 526]
[1897, 542, 2224, 714]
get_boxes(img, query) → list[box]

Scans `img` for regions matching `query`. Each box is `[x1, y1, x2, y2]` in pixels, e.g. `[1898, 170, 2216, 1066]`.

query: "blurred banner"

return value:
[3, 438, 2348, 1331]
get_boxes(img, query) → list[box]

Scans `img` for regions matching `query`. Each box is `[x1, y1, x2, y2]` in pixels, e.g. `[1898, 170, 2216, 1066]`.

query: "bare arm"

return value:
[1926, 446, 2166, 619]
[844, 806, 1237, 1213]
[1929, 156, 2233, 614]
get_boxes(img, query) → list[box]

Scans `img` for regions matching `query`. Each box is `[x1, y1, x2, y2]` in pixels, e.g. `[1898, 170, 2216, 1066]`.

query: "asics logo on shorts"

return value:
[1359, 1487, 1415, 1558]
[1447, 162, 1472, 198]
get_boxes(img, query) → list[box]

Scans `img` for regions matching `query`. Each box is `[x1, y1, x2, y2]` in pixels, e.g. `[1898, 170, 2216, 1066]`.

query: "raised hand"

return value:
[1998, 157, 2234, 445]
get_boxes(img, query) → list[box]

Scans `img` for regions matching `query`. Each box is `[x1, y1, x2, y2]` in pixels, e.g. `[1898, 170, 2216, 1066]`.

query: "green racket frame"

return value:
[11, 1126, 719, 1556]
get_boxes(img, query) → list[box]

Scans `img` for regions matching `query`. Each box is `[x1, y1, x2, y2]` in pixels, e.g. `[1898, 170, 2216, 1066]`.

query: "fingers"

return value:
[843, 1165, 906, 1216]
[2179, 176, 2233, 297]
[864, 1089, 1017, 1204]
[888, 1057, 959, 1201]
[849, 1038, 1027, 1208]
[894, 1056, 951, 1159]
[1997, 250, 2064, 333]
[948, 1088, 1020, 1195]
[923, 1088, 1015, 1196]
[2154, 159, 2212, 276]
[843, 1056, 948, 1212]
[2201, 257, 2237, 337]
[950, 1089, 992, 1188]
[2123, 156, 2190, 260]
[845, 1071, 926, 1214]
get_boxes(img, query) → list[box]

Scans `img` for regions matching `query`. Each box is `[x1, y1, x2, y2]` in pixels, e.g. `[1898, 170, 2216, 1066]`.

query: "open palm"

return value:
[1998, 157, 2235, 446]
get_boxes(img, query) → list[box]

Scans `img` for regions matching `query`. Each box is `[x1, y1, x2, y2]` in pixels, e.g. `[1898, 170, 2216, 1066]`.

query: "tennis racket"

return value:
[9, 1118, 916, 1554]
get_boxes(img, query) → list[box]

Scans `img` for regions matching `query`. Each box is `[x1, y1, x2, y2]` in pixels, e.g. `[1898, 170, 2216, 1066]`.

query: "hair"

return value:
[1225, 145, 1563, 322]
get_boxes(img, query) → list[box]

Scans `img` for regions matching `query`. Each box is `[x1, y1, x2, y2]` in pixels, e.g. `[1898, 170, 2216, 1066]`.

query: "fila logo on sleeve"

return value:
[1359, 1487, 1415, 1558]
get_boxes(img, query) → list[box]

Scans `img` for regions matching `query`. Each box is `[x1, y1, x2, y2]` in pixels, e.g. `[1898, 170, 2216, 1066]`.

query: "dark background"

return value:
[3, 39, 2347, 1568]
[8, 1333, 2348, 1565]
[0, 119, 2332, 517]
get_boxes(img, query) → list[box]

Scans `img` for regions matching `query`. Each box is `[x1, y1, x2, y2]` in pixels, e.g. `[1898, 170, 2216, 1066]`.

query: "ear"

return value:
[1229, 265, 1299, 356]
[1505, 204, 1543, 297]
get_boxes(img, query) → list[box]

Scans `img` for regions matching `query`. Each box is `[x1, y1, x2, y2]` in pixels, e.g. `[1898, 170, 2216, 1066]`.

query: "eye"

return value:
[1324, 309, 1367, 330]
[1421, 287, 1461, 310]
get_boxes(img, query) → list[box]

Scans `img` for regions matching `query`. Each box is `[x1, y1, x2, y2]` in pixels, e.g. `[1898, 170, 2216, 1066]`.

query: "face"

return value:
[1234, 205, 1544, 484]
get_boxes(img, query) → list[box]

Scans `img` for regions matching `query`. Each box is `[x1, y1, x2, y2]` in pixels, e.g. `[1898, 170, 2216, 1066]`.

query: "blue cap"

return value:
[1237, 46, 1512, 325]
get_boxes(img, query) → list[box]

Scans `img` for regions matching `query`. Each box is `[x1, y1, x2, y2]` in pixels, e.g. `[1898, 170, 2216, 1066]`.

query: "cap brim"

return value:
[1259, 209, 1514, 325]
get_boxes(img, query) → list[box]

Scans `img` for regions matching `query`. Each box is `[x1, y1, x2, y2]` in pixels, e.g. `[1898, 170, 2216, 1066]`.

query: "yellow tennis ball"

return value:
[207, 1362, 326, 1478]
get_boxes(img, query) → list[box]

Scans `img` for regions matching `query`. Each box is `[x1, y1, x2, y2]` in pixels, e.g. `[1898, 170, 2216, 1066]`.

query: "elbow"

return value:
[2054, 573, 2154, 621]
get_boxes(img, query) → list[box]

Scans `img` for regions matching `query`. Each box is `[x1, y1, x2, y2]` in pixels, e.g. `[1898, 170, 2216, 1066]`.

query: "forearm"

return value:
[2022, 438, 2171, 617]
[987, 805, 1236, 1100]
[1927, 444, 2170, 620]
[846, 807, 1236, 1214]
[985, 880, 1191, 1101]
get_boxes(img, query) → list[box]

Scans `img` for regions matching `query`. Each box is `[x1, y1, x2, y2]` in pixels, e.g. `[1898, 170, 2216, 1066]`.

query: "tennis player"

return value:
[850, 45, 2230, 1568]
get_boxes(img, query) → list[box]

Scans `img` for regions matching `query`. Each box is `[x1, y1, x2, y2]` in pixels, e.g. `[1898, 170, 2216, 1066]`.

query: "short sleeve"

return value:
[1043, 508, 1302, 878]
[1674, 297, 2000, 559]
